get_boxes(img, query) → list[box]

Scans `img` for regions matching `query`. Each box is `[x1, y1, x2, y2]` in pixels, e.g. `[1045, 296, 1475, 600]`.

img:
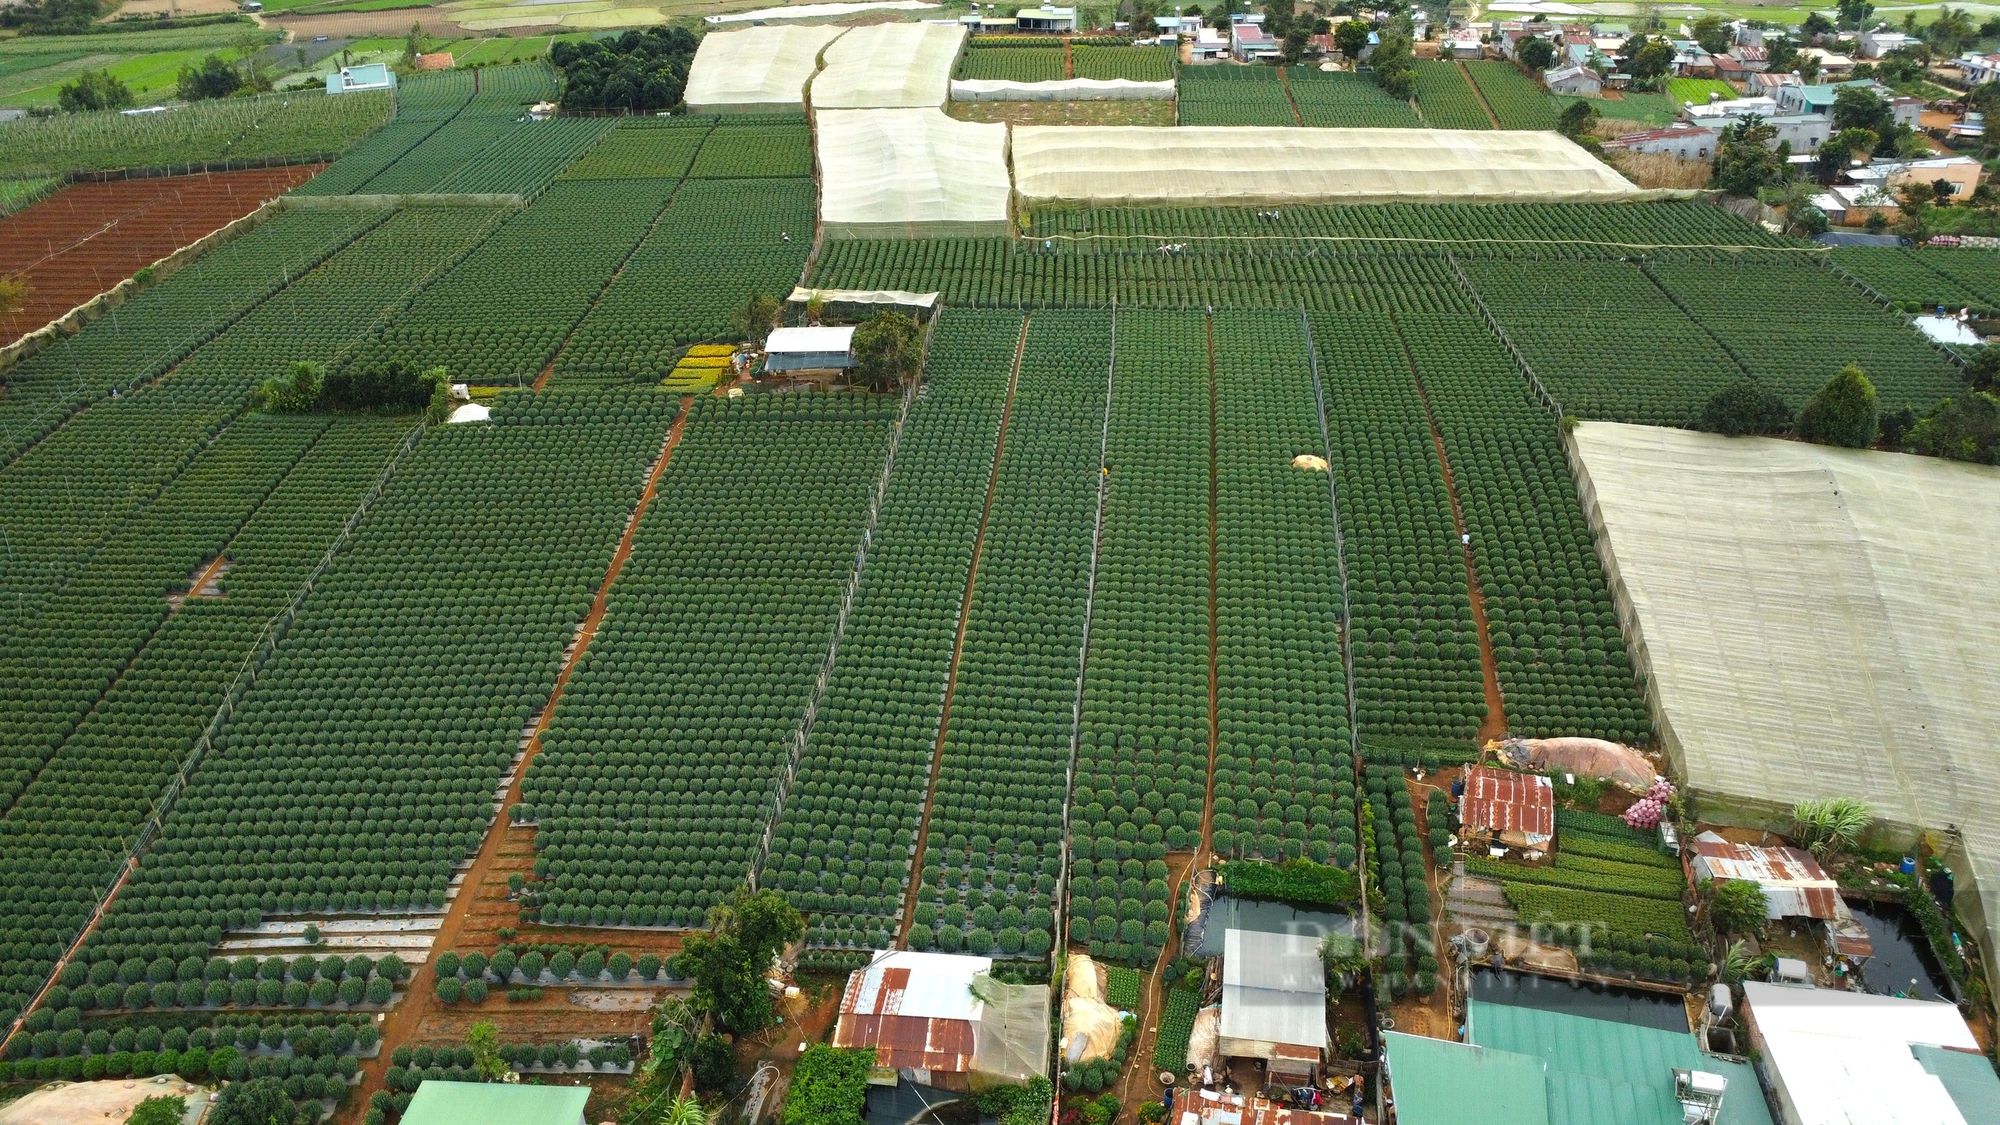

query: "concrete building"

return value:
[763, 326, 855, 373]
[1219, 929, 1327, 1084]
[1954, 51, 2000, 85]
[1859, 28, 1914, 58]
[1741, 983, 2000, 1125]
[1849, 154, 1984, 199]
[401, 1082, 589, 1125]
[1231, 22, 1278, 62]
[1016, 3, 1075, 32]
[1544, 64, 1601, 96]
[1606, 124, 1722, 158]
[328, 63, 396, 94]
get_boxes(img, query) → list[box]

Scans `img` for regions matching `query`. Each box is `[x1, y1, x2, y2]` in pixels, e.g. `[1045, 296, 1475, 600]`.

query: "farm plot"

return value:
[523, 394, 897, 929]
[426, 118, 618, 197]
[1458, 258, 1752, 425]
[288, 71, 476, 197]
[549, 178, 814, 386]
[89, 390, 677, 987]
[0, 417, 412, 1029]
[763, 312, 1018, 951]
[687, 119, 814, 179]
[1071, 310, 1209, 967]
[1286, 70, 1422, 128]
[1412, 60, 1492, 129]
[1831, 247, 1998, 313]
[911, 310, 1110, 963]
[1393, 301, 1651, 745]
[1664, 78, 1737, 108]
[1029, 200, 1787, 246]
[957, 46, 1066, 82]
[1074, 46, 1173, 82]
[352, 179, 679, 387]
[1363, 767, 1436, 983]
[1912, 249, 2000, 308]
[1210, 310, 1356, 867]
[0, 90, 391, 181]
[0, 167, 322, 345]
[557, 118, 713, 181]
[1311, 310, 1484, 744]
[1463, 62, 1559, 131]
[1176, 67, 1296, 126]
[1645, 256, 1968, 414]
[0, 207, 381, 466]
[0, 205, 500, 638]
[1483, 810, 1701, 964]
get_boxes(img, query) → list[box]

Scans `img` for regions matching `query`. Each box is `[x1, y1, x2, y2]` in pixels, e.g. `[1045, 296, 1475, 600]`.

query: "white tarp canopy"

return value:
[950, 77, 1176, 101]
[1570, 421, 2000, 1003]
[788, 287, 941, 310]
[685, 24, 847, 111]
[766, 325, 855, 354]
[817, 109, 1011, 238]
[1010, 126, 1645, 204]
[811, 21, 965, 108]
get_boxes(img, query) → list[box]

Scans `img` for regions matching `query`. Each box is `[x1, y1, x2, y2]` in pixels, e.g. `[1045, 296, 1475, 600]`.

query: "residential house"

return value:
[1712, 53, 1748, 81]
[1774, 78, 1890, 116]
[1190, 25, 1229, 61]
[1736, 23, 1767, 48]
[1741, 983, 2000, 1125]
[1690, 831, 1873, 958]
[1544, 64, 1602, 96]
[1591, 21, 1630, 39]
[1219, 929, 1327, 1085]
[1673, 41, 1717, 77]
[1446, 28, 1484, 59]
[1748, 70, 1801, 97]
[1889, 94, 1924, 128]
[1683, 93, 1779, 118]
[1848, 154, 1984, 199]
[1457, 765, 1554, 853]
[1858, 27, 1914, 58]
[1733, 44, 1770, 71]
[1761, 114, 1833, 153]
[327, 63, 396, 94]
[1812, 183, 1902, 226]
[1231, 22, 1278, 62]
[1800, 46, 1855, 78]
[1605, 124, 1722, 158]
[764, 326, 854, 374]
[1954, 51, 2000, 85]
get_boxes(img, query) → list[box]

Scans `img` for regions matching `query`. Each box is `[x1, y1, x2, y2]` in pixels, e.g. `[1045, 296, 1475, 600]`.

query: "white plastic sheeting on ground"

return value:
[811, 21, 965, 108]
[787, 286, 940, 310]
[950, 77, 1177, 101]
[1010, 127, 1643, 204]
[817, 109, 1011, 238]
[685, 24, 847, 111]
[1569, 420, 2000, 1002]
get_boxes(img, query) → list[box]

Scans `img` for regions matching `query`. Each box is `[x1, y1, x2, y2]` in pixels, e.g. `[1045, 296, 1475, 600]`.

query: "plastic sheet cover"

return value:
[1569, 421, 2000, 998]
[685, 24, 847, 111]
[817, 109, 1011, 238]
[950, 77, 1176, 101]
[811, 21, 965, 108]
[970, 971, 1051, 1085]
[1010, 126, 1645, 204]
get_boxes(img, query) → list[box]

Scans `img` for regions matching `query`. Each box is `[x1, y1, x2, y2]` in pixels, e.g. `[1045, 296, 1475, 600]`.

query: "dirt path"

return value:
[1457, 60, 1504, 131]
[1279, 65, 1306, 126]
[896, 316, 1028, 946]
[343, 404, 690, 1122]
[1117, 852, 1195, 1109]
[1200, 313, 1221, 859]
[1386, 314, 1506, 742]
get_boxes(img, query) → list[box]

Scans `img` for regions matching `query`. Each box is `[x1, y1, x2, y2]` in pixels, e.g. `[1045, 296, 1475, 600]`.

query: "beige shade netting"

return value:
[811, 22, 965, 109]
[817, 108, 1011, 238]
[685, 25, 848, 111]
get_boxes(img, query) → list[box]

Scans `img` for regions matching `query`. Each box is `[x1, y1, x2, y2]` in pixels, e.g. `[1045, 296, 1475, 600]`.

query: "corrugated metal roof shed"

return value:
[1220, 929, 1328, 1050]
[1460, 766, 1555, 841]
[832, 950, 990, 1074]
[401, 1081, 590, 1125]
[1689, 832, 1840, 920]
[1468, 1001, 1772, 1125]
[1382, 1032, 1551, 1125]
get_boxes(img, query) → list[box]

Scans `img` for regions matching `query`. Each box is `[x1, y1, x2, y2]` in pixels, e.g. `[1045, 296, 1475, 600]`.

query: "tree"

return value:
[1791, 797, 1873, 859]
[1906, 391, 2000, 463]
[58, 70, 134, 113]
[259, 361, 322, 413]
[1832, 85, 1893, 142]
[1765, 36, 1799, 73]
[1708, 878, 1769, 936]
[1802, 11, 1836, 40]
[320, 359, 445, 412]
[210, 1078, 296, 1125]
[689, 1033, 734, 1092]
[2, 0, 105, 34]
[1334, 19, 1370, 59]
[1628, 38, 1675, 82]
[129, 1096, 186, 1125]
[1517, 36, 1557, 70]
[404, 22, 424, 66]
[1557, 98, 1597, 137]
[1696, 380, 1791, 436]
[177, 55, 244, 102]
[732, 294, 779, 344]
[672, 888, 802, 1034]
[464, 1021, 508, 1081]
[1691, 14, 1730, 55]
[1798, 365, 1880, 447]
[1281, 26, 1309, 64]
[1710, 117, 1784, 196]
[1836, 0, 1873, 30]
[850, 311, 923, 392]
[1372, 29, 1415, 99]
[782, 1046, 872, 1125]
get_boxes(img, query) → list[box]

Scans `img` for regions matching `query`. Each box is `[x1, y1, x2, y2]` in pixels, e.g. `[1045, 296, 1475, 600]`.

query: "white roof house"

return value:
[1742, 982, 1989, 1125]
[327, 63, 396, 95]
[1219, 929, 1327, 1077]
[764, 325, 856, 371]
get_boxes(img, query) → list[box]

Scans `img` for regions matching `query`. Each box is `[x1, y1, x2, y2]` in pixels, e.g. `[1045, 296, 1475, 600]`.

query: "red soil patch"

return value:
[0, 166, 323, 345]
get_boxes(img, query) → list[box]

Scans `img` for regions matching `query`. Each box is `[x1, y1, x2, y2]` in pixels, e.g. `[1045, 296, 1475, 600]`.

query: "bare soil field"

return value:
[0, 1076, 208, 1125]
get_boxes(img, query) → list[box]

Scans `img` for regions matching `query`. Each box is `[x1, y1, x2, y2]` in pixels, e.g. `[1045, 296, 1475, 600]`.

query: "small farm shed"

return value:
[1544, 65, 1602, 97]
[832, 949, 1049, 1090]
[1017, 4, 1076, 31]
[1219, 929, 1327, 1081]
[400, 1081, 588, 1125]
[1690, 832, 1839, 920]
[1459, 765, 1554, 851]
[328, 63, 396, 94]
[1740, 982, 1997, 1125]
[764, 326, 855, 373]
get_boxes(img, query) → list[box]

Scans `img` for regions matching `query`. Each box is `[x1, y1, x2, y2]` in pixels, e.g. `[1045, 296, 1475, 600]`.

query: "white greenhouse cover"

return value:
[685, 25, 848, 111]
[1010, 126, 1644, 204]
[950, 77, 1176, 101]
[1570, 421, 2000, 997]
[817, 109, 1011, 238]
[765, 325, 855, 354]
[811, 21, 965, 108]
[788, 286, 940, 310]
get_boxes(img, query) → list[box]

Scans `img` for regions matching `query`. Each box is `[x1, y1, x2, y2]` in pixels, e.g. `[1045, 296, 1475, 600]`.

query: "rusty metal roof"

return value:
[1460, 766, 1555, 839]
[833, 960, 979, 1073]
[1690, 833, 1841, 920]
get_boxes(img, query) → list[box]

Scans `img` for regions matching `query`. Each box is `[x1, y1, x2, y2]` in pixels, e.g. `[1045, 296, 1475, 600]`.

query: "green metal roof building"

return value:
[401, 1081, 592, 1125]
[1384, 1002, 1774, 1125]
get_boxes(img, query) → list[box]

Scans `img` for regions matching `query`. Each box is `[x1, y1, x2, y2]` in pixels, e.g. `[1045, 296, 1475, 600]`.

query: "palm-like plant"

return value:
[1791, 797, 1873, 860]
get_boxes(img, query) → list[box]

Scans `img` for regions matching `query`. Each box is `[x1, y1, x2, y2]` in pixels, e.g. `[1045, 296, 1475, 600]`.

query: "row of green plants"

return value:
[1463, 61, 1559, 130]
[1500, 883, 1693, 944]
[1312, 309, 1486, 741]
[1467, 854, 1685, 900]
[766, 311, 1018, 948]
[384, 1038, 628, 1086]
[1410, 60, 1492, 129]
[0, 89, 392, 180]
[1071, 310, 1209, 966]
[78, 391, 674, 987]
[1831, 247, 1999, 314]
[1151, 987, 1200, 1069]
[1028, 201, 1788, 246]
[687, 120, 814, 179]
[1074, 46, 1173, 82]
[12, 1003, 384, 1062]
[1288, 69, 1423, 128]
[557, 115, 713, 180]
[914, 311, 1111, 956]
[1365, 767, 1434, 929]
[1212, 310, 1356, 864]
[1176, 66, 1296, 126]
[523, 393, 897, 929]
[1217, 858, 1358, 906]
[352, 179, 678, 387]
[957, 46, 1066, 82]
[297, 64, 558, 197]
[431, 946, 668, 983]
[550, 177, 814, 385]
[289, 69, 479, 196]
[426, 117, 619, 197]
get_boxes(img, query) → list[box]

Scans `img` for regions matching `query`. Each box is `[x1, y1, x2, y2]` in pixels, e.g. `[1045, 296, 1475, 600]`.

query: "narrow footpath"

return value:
[897, 316, 1028, 945]
[1458, 60, 1504, 130]
[345, 403, 691, 1122]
